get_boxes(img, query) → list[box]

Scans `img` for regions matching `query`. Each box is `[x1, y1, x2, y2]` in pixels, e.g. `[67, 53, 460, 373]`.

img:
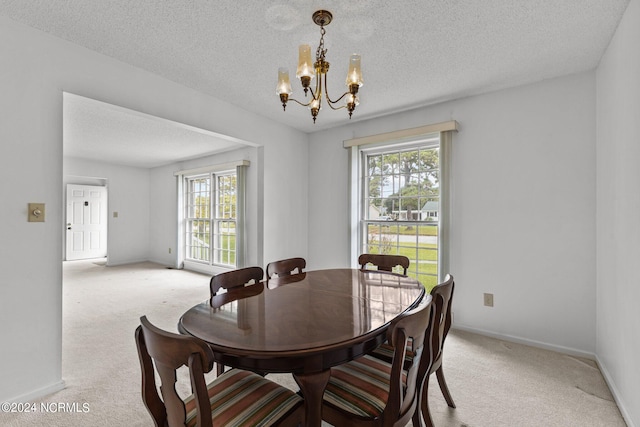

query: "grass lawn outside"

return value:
[376, 223, 438, 236]
[367, 229, 439, 291]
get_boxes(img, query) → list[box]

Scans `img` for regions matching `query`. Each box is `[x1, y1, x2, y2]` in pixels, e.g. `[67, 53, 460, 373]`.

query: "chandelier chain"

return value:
[316, 25, 327, 62]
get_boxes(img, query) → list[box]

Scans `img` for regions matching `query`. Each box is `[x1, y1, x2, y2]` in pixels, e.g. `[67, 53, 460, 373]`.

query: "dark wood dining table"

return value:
[178, 268, 425, 427]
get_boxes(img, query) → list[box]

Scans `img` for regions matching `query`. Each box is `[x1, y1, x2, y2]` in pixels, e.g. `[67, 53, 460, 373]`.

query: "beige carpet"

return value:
[1, 260, 626, 427]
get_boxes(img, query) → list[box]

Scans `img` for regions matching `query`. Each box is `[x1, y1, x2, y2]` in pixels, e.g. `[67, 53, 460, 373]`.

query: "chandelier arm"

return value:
[315, 70, 322, 101]
[288, 97, 314, 108]
[325, 102, 347, 111]
[325, 91, 350, 106]
[321, 71, 348, 108]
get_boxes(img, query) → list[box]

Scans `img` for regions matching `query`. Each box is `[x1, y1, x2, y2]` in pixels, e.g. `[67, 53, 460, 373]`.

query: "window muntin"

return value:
[185, 171, 237, 267]
[361, 143, 440, 289]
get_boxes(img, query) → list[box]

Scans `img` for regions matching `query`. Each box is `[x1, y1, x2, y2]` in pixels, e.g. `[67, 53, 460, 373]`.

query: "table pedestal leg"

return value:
[293, 369, 331, 427]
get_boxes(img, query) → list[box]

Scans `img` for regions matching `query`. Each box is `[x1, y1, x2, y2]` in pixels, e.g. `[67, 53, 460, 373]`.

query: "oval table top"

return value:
[179, 268, 425, 372]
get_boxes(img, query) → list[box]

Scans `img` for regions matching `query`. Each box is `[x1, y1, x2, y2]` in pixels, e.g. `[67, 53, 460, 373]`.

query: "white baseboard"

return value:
[148, 257, 181, 270]
[595, 355, 636, 427]
[8, 380, 66, 403]
[453, 324, 596, 360]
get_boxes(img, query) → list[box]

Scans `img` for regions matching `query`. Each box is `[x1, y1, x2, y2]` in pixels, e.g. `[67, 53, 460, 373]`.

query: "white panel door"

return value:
[66, 184, 108, 261]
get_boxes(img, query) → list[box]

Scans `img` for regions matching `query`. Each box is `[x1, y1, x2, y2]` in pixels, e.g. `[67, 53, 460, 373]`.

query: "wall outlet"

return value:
[168, 248, 172, 254]
[483, 293, 494, 307]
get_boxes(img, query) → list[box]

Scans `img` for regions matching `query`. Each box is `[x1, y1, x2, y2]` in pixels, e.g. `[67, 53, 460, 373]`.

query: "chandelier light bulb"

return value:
[347, 93, 359, 106]
[276, 68, 292, 95]
[309, 98, 321, 111]
[296, 45, 314, 79]
[346, 54, 363, 87]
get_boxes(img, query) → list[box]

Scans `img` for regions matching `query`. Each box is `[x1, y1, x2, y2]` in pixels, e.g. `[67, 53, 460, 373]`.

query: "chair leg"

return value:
[412, 407, 423, 427]
[421, 376, 434, 427]
[435, 366, 456, 408]
[412, 379, 425, 427]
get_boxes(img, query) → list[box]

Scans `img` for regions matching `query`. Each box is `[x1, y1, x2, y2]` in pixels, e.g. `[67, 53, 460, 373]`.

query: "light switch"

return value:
[28, 203, 45, 222]
[483, 293, 494, 307]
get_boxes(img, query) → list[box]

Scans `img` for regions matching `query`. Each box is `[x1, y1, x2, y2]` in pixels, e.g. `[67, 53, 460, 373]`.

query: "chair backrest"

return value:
[210, 282, 265, 309]
[426, 274, 454, 372]
[266, 257, 306, 279]
[381, 296, 434, 426]
[136, 315, 215, 427]
[358, 253, 410, 275]
[209, 266, 263, 302]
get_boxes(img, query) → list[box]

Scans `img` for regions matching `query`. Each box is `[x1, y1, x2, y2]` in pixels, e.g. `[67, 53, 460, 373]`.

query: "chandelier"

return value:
[276, 10, 363, 123]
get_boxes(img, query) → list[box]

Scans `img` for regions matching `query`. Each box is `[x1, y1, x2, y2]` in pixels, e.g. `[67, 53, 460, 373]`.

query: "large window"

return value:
[185, 171, 237, 267]
[360, 139, 440, 288]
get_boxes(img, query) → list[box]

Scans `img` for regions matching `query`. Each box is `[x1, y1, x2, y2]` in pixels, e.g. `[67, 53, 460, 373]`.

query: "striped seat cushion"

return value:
[183, 369, 302, 427]
[369, 338, 416, 365]
[323, 354, 407, 418]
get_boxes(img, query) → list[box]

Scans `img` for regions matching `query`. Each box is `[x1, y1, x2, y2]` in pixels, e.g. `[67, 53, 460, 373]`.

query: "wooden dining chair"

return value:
[367, 275, 456, 427]
[266, 257, 306, 279]
[417, 274, 456, 427]
[209, 266, 264, 375]
[359, 253, 410, 275]
[135, 315, 304, 427]
[321, 297, 434, 427]
[209, 266, 264, 300]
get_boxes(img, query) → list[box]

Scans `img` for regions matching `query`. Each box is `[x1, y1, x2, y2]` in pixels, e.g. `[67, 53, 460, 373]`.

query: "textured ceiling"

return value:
[63, 93, 248, 168]
[1, 0, 630, 167]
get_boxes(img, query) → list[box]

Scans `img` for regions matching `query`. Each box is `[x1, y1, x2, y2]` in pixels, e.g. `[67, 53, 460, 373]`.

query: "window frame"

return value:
[357, 137, 441, 288]
[184, 174, 213, 264]
[346, 123, 456, 288]
[183, 170, 237, 269]
[212, 172, 238, 266]
[175, 160, 249, 276]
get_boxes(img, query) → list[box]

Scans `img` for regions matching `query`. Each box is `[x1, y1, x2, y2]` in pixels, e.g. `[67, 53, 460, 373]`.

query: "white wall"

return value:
[64, 157, 151, 265]
[260, 138, 309, 265]
[148, 162, 179, 267]
[309, 72, 597, 356]
[596, 0, 640, 425]
[0, 17, 308, 402]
